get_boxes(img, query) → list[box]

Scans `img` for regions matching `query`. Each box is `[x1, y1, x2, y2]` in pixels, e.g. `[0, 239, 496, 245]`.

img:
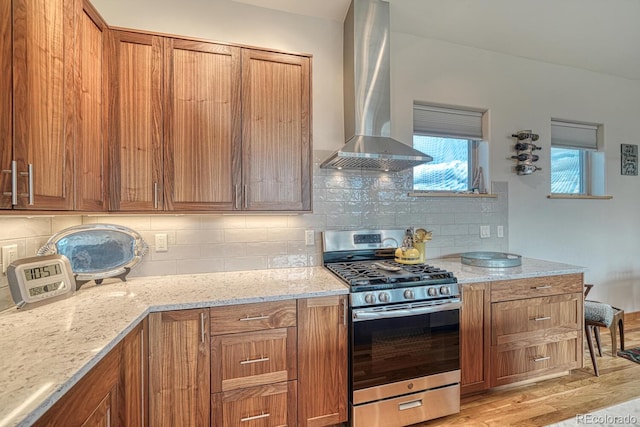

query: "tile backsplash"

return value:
[0, 152, 508, 310]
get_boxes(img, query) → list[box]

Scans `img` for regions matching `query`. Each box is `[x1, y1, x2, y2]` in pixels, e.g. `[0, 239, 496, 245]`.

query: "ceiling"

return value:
[233, 0, 640, 81]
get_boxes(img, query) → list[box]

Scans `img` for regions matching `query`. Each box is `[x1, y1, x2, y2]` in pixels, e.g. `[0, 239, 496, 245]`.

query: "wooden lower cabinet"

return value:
[34, 321, 147, 426]
[297, 296, 348, 427]
[149, 309, 210, 426]
[489, 274, 584, 388]
[460, 282, 491, 395]
[212, 381, 297, 427]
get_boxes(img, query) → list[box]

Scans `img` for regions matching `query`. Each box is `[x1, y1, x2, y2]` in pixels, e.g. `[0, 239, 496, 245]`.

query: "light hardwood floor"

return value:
[419, 315, 640, 426]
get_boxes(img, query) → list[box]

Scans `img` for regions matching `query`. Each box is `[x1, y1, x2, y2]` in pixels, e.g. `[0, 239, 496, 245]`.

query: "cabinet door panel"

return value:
[12, 0, 75, 210]
[0, 0, 11, 209]
[76, 2, 106, 211]
[149, 309, 210, 427]
[164, 39, 241, 211]
[242, 49, 311, 211]
[108, 30, 163, 211]
[460, 282, 490, 395]
[297, 296, 348, 426]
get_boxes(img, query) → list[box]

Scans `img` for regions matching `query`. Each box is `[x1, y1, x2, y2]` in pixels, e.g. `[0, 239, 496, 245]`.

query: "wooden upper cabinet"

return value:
[7, 0, 77, 210]
[107, 30, 163, 211]
[164, 39, 241, 211]
[0, 0, 11, 209]
[241, 49, 311, 212]
[76, 0, 107, 211]
[149, 309, 210, 427]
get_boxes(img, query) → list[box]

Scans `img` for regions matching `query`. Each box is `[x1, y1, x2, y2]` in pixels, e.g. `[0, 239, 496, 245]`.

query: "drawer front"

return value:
[211, 300, 296, 335]
[212, 328, 297, 392]
[492, 293, 583, 346]
[490, 335, 581, 387]
[491, 273, 583, 302]
[352, 383, 460, 427]
[212, 381, 296, 427]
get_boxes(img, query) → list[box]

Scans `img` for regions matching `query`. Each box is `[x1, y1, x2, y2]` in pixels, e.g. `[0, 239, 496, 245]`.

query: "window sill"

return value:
[409, 191, 498, 198]
[547, 194, 613, 200]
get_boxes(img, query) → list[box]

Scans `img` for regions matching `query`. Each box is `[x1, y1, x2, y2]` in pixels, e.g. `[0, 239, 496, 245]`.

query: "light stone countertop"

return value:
[0, 258, 586, 427]
[0, 266, 348, 427]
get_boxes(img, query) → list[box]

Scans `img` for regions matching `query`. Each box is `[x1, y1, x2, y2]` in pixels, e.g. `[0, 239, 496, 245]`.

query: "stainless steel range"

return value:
[323, 229, 461, 427]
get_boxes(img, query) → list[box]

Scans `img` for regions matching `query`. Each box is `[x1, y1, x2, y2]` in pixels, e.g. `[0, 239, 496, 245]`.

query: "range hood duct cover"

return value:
[320, 0, 433, 172]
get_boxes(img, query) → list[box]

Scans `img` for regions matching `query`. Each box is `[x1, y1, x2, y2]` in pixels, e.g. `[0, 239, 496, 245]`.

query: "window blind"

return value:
[413, 104, 484, 140]
[551, 120, 598, 150]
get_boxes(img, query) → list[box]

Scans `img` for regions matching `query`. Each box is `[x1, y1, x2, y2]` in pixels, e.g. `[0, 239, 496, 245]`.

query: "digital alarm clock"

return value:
[7, 254, 76, 308]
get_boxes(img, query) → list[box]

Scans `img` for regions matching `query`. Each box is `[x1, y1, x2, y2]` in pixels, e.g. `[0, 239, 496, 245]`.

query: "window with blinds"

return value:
[413, 103, 488, 192]
[550, 120, 601, 195]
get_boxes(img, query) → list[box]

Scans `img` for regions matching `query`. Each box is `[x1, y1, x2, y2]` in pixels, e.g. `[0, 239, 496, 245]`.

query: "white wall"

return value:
[391, 33, 640, 310]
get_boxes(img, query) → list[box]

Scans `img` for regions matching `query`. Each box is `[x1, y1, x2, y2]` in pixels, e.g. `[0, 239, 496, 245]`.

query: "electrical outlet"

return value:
[2, 245, 18, 274]
[480, 225, 490, 239]
[497, 226, 504, 238]
[305, 230, 315, 246]
[155, 234, 168, 252]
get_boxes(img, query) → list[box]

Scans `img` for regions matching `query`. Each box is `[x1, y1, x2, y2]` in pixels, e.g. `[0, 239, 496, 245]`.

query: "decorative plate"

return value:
[37, 224, 148, 284]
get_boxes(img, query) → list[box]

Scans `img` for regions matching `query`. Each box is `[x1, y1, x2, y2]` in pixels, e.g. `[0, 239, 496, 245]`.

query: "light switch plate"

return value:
[155, 234, 168, 252]
[480, 226, 490, 239]
[305, 230, 315, 246]
[2, 245, 18, 274]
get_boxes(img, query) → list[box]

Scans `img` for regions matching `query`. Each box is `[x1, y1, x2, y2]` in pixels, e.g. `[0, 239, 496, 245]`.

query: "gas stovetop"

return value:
[322, 229, 459, 307]
[325, 260, 456, 291]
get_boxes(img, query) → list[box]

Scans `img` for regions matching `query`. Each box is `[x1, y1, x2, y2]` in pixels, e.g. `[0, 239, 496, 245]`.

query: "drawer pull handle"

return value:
[532, 285, 552, 290]
[534, 356, 551, 362]
[239, 315, 269, 321]
[240, 356, 270, 365]
[241, 412, 270, 422]
[399, 399, 423, 411]
[534, 316, 551, 321]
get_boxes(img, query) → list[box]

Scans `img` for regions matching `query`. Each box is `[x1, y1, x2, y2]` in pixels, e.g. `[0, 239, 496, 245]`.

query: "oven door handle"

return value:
[352, 301, 461, 322]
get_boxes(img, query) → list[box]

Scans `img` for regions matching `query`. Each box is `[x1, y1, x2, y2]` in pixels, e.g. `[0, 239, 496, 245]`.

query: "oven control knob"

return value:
[378, 292, 390, 303]
[440, 286, 450, 295]
[364, 293, 376, 304]
[428, 287, 438, 297]
[403, 289, 415, 300]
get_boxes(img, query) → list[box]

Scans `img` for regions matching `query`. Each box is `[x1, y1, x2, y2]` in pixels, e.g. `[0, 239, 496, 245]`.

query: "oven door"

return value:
[351, 300, 460, 394]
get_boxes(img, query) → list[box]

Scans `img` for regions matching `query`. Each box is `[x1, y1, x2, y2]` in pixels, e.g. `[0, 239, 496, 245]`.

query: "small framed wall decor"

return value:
[621, 144, 638, 176]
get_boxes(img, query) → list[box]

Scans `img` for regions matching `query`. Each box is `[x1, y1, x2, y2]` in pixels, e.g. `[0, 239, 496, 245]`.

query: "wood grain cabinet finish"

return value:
[164, 39, 241, 211]
[2, 0, 77, 210]
[34, 321, 148, 426]
[149, 309, 210, 427]
[212, 381, 297, 427]
[210, 300, 297, 334]
[241, 49, 311, 212]
[76, 0, 107, 211]
[460, 282, 491, 395]
[489, 274, 584, 387]
[107, 29, 163, 211]
[297, 296, 348, 427]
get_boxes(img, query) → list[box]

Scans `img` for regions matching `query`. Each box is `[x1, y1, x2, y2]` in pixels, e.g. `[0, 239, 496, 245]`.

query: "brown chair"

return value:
[583, 284, 625, 376]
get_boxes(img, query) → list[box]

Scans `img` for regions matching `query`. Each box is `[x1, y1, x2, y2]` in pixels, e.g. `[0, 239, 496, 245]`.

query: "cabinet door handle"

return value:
[243, 184, 248, 208]
[532, 285, 552, 290]
[240, 356, 270, 365]
[234, 184, 239, 209]
[533, 316, 551, 321]
[342, 298, 348, 326]
[153, 182, 159, 209]
[106, 406, 111, 427]
[534, 356, 551, 362]
[200, 312, 206, 343]
[1, 160, 17, 205]
[239, 314, 269, 321]
[18, 163, 33, 205]
[241, 412, 270, 422]
[399, 399, 423, 411]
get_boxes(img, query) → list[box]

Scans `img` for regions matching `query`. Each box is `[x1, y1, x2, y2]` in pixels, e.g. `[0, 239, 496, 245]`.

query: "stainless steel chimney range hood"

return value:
[320, 0, 432, 172]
